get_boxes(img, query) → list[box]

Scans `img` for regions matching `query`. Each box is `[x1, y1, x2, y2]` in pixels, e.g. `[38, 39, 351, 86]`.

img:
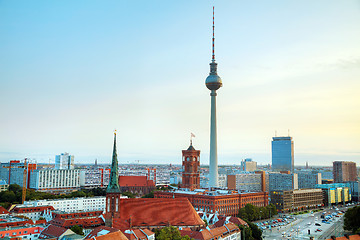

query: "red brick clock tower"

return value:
[181, 141, 200, 190]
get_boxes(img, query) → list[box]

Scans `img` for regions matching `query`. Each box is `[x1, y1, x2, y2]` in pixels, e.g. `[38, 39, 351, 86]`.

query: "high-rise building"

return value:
[0, 160, 37, 188]
[181, 141, 200, 190]
[272, 136, 294, 173]
[333, 161, 357, 183]
[206, 7, 223, 188]
[296, 171, 322, 189]
[55, 152, 74, 170]
[269, 172, 298, 192]
[240, 158, 257, 172]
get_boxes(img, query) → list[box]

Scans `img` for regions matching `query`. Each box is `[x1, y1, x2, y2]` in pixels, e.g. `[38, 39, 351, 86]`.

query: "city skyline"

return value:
[1, 1, 360, 166]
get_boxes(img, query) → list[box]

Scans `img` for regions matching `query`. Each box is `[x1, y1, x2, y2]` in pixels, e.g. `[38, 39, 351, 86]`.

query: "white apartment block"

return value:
[80, 168, 110, 188]
[29, 169, 80, 192]
[227, 173, 262, 192]
[24, 196, 106, 213]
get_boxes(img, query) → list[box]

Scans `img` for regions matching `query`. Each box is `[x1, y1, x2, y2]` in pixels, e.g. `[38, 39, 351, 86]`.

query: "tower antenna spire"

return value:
[212, 6, 215, 63]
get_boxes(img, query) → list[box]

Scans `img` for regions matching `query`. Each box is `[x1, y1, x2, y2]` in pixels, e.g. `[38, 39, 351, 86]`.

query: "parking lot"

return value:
[261, 203, 357, 239]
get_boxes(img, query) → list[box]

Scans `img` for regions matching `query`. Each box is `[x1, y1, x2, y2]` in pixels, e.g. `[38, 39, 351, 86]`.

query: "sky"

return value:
[1, 1, 360, 166]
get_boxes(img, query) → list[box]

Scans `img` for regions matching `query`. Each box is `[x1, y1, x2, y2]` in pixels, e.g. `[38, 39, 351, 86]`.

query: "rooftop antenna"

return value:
[212, 6, 215, 63]
[275, 130, 277, 137]
[288, 129, 290, 136]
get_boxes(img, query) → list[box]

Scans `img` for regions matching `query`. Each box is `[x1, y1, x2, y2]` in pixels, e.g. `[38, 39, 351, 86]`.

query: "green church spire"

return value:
[106, 131, 120, 193]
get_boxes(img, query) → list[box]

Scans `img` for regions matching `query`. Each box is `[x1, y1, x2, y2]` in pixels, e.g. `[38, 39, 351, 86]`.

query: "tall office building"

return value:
[206, 7, 223, 188]
[333, 161, 357, 183]
[181, 141, 200, 190]
[55, 152, 74, 170]
[272, 136, 294, 173]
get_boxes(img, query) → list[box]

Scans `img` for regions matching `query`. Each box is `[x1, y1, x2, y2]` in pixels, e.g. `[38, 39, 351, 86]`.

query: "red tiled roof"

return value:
[326, 235, 360, 240]
[112, 198, 204, 231]
[49, 216, 104, 228]
[53, 210, 103, 219]
[0, 219, 33, 228]
[39, 224, 70, 238]
[181, 222, 240, 240]
[119, 176, 155, 187]
[124, 229, 155, 240]
[11, 206, 54, 214]
[94, 231, 129, 240]
[85, 226, 120, 239]
[213, 216, 248, 228]
[0, 206, 9, 214]
[35, 219, 47, 225]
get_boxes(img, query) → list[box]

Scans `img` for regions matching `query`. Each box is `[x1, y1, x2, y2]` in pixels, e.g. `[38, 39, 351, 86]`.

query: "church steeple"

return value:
[107, 131, 120, 193]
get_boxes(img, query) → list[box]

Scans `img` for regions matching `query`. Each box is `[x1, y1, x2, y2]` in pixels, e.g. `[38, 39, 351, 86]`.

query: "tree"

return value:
[122, 191, 136, 198]
[71, 225, 84, 235]
[344, 206, 360, 233]
[238, 224, 253, 240]
[246, 221, 262, 240]
[156, 226, 190, 240]
[142, 191, 154, 198]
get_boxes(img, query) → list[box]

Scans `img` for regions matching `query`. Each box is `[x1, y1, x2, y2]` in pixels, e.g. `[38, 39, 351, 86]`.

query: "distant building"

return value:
[0, 160, 37, 187]
[315, 183, 351, 206]
[181, 142, 200, 190]
[296, 171, 322, 189]
[55, 152, 74, 170]
[269, 172, 298, 192]
[29, 169, 80, 193]
[270, 189, 323, 212]
[118, 175, 156, 196]
[240, 158, 257, 172]
[227, 172, 266, 192]
[0, 180, 9, 192]
[333, 161, 357, 183]
[155, 189, 269, 216]
[272, 136, 294, 173]
[80, 168, 111, 188]
[348, 181, 360, 202]
[24, 196, 107, 213]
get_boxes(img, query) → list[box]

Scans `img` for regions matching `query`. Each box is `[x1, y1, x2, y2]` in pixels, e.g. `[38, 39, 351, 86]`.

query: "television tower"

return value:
[206, 7, 222, 188]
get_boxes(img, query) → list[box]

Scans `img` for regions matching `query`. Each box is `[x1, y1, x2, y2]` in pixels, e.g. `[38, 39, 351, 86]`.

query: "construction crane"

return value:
[22, 158, 27, 204]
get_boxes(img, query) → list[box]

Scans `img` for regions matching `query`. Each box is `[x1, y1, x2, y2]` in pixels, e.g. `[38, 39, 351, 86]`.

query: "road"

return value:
[262, 205, 351, 240]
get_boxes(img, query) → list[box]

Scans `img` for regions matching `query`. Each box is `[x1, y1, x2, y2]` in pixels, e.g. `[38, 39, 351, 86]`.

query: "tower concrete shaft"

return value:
[209, 90, 219, 187]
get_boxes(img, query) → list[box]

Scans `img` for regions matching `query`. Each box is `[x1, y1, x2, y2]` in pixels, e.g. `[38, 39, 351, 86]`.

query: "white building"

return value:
[29, 169, 80, 192]
[24, 196, 107, 213]
[227, 173, 263, 192]
[80, 168, 110, 188]
[55, 152, 74, 170]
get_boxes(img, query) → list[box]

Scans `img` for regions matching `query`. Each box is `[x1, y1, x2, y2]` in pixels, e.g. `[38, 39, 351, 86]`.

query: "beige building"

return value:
[270, 188, 323, 212]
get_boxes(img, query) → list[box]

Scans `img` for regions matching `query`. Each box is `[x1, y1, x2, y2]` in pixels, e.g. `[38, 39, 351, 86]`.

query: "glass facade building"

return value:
[272, 136, 294, 172]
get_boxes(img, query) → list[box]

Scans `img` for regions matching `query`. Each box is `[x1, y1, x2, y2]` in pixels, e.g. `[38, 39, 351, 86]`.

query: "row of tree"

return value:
[344, 205, 360, 234]
[238, 203, 277, 222]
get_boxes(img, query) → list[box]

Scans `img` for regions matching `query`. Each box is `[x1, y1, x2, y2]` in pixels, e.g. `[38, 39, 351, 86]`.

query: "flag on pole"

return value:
[191, 133, 196, 138]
